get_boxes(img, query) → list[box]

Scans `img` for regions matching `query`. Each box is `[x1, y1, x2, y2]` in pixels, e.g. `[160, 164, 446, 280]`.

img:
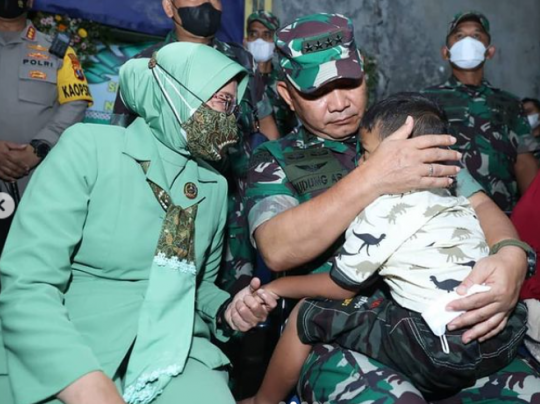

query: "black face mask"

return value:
[0, 0, 28, 19]
[176, 2, 221, 38]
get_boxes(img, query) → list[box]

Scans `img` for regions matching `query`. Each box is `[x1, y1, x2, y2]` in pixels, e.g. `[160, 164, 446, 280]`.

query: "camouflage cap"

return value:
[247, 10, 280, 32]
[275, 13, 364, 94]
[448, 11, 490, 37]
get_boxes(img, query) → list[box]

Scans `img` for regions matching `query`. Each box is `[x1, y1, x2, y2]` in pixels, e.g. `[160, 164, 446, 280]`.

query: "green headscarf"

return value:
[119, 43, 248, 404]
[120, 42, 248, 154]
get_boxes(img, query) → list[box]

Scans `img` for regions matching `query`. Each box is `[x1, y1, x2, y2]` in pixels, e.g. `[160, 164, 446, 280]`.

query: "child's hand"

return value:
[252, 282, 281, 303]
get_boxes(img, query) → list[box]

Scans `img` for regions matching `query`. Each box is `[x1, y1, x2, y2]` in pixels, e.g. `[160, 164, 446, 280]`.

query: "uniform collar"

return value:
[297, 126, 355, 155]
[0, 19, 33, 45]
[122, 118, 216, 206]
[445, 75, 492, 94]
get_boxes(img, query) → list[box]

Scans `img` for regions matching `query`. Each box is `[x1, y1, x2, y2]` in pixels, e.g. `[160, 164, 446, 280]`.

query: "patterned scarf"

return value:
[123, 161, 199, 404]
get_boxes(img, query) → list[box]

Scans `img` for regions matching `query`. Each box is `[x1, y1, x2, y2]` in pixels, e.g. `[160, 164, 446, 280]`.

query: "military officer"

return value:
[245, 10, 298, 137]
[423, 11, 539, 213]
[0, 0, 92, 253]
[245, 12, 540, 402]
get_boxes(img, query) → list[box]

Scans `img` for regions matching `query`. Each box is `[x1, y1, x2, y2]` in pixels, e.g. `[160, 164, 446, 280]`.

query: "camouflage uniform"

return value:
[422, 11, 540, 213]
[246, 13, 540, 402]
[247, 11, 298, 136]
[110, 31, 271, 293]
[423, 77, 538, 213]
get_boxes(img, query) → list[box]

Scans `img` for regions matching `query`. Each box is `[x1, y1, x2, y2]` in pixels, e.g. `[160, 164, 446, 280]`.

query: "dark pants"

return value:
[297, 294, 528, 399]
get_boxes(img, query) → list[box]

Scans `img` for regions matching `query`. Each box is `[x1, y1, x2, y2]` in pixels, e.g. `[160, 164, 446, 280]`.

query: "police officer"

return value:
[423, 11, 539, 213]
[0, 0, 92, 254]
[245, 10, 298, 137]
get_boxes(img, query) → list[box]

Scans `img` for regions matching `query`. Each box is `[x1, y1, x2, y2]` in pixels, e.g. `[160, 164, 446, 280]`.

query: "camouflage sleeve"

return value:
[513, 106, 540, 154]
[246, 147, 300, 247]
[455, 168, 484, 198]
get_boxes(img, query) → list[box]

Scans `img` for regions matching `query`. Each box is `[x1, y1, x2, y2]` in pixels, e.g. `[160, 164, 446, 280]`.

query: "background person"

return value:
[0, 0, 92, 255]
[423, 11, 539, 213]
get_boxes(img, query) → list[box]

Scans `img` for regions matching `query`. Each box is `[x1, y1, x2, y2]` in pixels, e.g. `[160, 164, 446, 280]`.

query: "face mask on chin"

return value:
[174, 2, 222, 38]
[246, 38, 275, 63]
[0, 0, 29, 19]
[528, 113, 540, 130]
[448, 36, 487, 70]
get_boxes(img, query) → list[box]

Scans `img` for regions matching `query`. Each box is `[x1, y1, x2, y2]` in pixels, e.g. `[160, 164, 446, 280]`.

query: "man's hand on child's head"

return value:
[362, 116, 461, 197]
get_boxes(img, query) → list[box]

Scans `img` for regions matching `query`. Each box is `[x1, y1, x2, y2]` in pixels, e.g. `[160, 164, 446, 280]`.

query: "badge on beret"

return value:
[184, 182, 198, 199]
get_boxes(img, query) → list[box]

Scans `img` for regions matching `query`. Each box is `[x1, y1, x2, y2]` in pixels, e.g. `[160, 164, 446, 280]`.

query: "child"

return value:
[239, 93, 527, 402]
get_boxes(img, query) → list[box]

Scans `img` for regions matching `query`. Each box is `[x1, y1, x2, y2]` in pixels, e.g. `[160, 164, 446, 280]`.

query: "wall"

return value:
[273, 0, 540, 101]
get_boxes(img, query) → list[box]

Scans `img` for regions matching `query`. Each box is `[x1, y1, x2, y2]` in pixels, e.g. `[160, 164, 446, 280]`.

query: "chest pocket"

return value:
[18, 56, 58, 106]
[486, 93, 520, 129]
[282, 147, 348, 197]
[433, 92, 469, 123]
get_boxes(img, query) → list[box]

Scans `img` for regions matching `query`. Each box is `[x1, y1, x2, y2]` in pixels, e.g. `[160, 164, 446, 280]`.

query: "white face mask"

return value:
[246, 38, 275, 63]
[528, 113, 540, 129]
[448, 36, 487, 70]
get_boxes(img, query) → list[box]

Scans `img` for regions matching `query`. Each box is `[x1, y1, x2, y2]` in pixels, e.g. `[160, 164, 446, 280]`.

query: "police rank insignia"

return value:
[184, 182, 198, 199]
[29, 70, 47, 80]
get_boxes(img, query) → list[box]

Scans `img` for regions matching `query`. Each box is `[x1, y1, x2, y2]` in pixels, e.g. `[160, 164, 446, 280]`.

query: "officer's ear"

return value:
[277, 81, 295, 111]
[162, 0, 175, 18]
[485, 45, 496, 60]
[441, 45, 450, 61]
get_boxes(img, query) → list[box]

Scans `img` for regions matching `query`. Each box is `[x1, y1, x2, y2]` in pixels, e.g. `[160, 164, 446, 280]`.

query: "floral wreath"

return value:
[32, 12, 110, 68]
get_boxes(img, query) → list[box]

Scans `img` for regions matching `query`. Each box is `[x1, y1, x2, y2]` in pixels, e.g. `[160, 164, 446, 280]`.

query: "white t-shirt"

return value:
[331, 189, 488, 313]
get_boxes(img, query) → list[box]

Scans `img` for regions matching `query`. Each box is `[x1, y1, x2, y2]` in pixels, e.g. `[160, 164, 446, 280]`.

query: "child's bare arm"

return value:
[263, 272, 358, 300]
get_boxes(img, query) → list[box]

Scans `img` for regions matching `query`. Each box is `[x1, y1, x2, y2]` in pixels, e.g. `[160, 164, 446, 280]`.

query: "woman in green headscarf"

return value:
[0, 43, 277, 404]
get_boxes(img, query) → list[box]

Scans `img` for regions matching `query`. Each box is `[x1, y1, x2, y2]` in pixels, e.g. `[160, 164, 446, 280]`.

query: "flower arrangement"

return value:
[32, 12, 110, 67]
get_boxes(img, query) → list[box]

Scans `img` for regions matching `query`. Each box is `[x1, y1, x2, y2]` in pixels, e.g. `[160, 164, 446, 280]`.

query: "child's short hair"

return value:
[361, 92, 449, 139]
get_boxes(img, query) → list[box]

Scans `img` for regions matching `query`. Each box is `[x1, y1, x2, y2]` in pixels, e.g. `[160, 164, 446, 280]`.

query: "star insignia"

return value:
[304, 43, 314, 53]
[335, 34, 343, 45]
[315, 41, 323, 50]
[325, 38, 334, 48]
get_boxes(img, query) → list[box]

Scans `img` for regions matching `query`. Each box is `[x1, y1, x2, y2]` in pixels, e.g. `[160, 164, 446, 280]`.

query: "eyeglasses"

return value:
[150, 58, 238, 116]
[209, 92, 239, 116]
[247, 29, 274, 42]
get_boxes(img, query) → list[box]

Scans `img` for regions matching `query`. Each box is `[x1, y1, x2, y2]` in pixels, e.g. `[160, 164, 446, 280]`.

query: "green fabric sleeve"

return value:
[0, 125, 102, 404]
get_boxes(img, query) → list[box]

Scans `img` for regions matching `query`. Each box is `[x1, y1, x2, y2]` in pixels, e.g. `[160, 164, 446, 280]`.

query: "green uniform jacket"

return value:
[0, 119, 230, 404]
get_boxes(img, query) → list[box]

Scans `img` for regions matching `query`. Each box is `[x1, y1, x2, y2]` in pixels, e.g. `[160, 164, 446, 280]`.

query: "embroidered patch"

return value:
[29, 70, 47, 80]
[26, 26, 36, 41]
[27, 52, 50, 60]
[68, 53, 85, 81]
[27, 44, 48, 52]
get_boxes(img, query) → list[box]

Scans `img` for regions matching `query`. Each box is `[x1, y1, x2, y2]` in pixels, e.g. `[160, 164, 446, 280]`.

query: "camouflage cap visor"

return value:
[448, 11, 490, 36]
[248, 11, 280, 31]
[281, 48, 364, 94]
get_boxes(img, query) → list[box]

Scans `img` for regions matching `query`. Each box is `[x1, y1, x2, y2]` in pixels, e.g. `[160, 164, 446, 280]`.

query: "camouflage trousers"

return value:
[297, 296, 528, 400]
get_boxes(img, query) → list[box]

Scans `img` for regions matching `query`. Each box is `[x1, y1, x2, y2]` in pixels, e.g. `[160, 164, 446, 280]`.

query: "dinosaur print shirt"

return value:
[331, 189, 488, 313]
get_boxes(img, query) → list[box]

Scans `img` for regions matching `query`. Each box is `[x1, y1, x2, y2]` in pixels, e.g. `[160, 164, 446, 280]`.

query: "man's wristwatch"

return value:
[490, 239, 537, 279]
[29, 140, 51, 159]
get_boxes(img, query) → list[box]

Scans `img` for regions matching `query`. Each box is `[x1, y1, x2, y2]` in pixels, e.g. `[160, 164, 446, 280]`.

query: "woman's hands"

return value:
[57, 371, 126, 404]
[225, 277, 279, 332]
